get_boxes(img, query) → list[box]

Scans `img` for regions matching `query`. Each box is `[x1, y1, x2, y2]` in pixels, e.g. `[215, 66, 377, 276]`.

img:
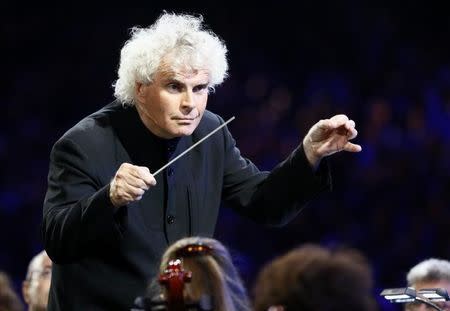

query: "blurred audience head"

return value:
[252, 244, 377, 311]
[154, 236, 250, 311]
[405, 258, 450, 311]
[22, 251, 52, 311]
[113, 12, 228, 106]
[0, 271, 23, 311]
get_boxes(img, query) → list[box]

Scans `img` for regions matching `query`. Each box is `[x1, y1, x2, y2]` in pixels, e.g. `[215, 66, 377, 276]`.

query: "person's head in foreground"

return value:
[0, 271, 23, 311]
[405, 258, 450, 311]
[22, 251, 52, 311]
[252, 244, 377, 311]
[153, 236, 250, 311]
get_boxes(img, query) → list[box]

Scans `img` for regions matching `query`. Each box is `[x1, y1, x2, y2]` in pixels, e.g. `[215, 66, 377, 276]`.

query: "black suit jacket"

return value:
[42, 101, 331, 310]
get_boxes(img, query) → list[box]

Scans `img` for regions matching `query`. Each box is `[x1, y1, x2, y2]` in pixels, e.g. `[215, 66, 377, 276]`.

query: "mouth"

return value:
[172, 117, 195, 121]
[171, 117, 198, 126]
[171, 115, 199, 121]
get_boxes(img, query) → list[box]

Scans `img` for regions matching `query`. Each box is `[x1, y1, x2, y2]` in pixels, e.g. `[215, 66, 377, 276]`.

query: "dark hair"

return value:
[253, 244, 377, 311]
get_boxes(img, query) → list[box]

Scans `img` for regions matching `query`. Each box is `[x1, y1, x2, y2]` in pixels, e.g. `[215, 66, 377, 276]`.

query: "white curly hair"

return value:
[407, 258, 450, 286]
[113, 12, 229, 105]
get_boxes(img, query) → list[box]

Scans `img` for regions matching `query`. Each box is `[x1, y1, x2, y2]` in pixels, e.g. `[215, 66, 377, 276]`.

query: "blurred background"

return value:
[2, 1, 450, 309]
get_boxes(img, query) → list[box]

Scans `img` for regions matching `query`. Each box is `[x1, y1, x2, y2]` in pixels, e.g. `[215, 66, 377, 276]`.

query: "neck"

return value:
[135, 103, 173, 139]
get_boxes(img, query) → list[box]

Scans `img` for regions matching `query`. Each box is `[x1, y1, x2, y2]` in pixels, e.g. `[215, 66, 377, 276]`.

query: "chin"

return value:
[176, 124, 199, 136]
[178, 128, 195, 137]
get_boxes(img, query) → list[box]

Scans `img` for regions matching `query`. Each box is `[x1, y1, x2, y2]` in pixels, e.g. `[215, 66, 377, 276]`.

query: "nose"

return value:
[181, 90, 195, 113]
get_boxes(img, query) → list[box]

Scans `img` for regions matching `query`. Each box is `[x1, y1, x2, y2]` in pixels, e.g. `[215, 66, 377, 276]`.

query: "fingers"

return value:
[109, 163, 157, 208]
[329, 114, 349, 127]
[137, 166, 157, 187]
[306, 114, 362, 161]
[115, 183, 146, 201]
[329, 115, 358, 140]
[314, 116, 358, 139]
[316, 115, 352, 130]
[346, 125, 358, 140]
[343, 142, 362, 153]
[315, 119, 334, 130]
[346, 119, 355, 129]
[128, 166, 156, 187]
[339, 119, 361, 152]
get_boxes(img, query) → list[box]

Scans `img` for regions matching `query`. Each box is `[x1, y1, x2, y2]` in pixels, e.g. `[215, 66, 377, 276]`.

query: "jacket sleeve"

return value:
[220, 117, 332, 226]
[42, 137, 125, 263]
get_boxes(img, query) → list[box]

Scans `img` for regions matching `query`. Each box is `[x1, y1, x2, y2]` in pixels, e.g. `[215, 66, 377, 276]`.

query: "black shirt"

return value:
[111, 105, 181, 242]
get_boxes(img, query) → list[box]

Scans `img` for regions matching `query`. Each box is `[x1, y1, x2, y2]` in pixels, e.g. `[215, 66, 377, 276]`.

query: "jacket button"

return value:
[168, 167, 174, 176]
[167, 143, 176, 155]
[166, 215, 175, 224]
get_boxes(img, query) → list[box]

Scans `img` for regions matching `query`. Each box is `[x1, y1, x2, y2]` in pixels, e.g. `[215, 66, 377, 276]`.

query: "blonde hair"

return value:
[113, 13, 228, 105]
[159, 237, 250, 311]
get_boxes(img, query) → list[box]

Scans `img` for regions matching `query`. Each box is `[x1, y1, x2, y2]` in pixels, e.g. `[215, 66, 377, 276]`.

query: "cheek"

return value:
[43, 279, 51, 291]
[28, 283, 40, 302]
[197, 94, 208, 111]
[144, 92, 169, 113]
[36, 280, 50, 295]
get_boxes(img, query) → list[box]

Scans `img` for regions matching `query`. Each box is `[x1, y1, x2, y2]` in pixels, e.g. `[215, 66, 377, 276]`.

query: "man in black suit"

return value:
[42, 13, 361, 310]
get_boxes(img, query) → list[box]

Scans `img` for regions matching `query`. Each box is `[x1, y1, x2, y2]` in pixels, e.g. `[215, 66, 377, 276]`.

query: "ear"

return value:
[22, 280, 31, 304]
[135, 82, 148, 105]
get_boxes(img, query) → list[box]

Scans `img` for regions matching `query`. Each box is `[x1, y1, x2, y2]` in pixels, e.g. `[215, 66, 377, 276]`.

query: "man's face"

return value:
[23, 254, 52, 311]
[407, 280, 450, 311]
[134, 65, 210, 139]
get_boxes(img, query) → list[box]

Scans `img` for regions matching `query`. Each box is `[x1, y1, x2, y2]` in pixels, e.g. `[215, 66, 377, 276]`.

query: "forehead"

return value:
[155, 63, 210, 83]
[415, 279, 450, 291]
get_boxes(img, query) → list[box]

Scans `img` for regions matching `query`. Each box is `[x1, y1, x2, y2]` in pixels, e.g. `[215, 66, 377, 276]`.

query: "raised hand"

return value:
[302, 114, 362, 169]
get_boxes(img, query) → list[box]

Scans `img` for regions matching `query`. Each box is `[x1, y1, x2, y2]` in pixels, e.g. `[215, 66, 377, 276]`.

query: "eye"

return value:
[166, 83, 183, 93]
[193, 84, 209, 93]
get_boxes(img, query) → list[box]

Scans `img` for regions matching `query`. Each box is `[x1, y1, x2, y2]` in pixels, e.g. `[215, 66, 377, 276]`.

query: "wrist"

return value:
[303, 137, 322, 170]
[108, 181, 121, 209]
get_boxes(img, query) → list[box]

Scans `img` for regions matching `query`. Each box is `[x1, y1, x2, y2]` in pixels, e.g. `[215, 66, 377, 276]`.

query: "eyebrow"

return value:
[163, 78, 209, 87]
[163, 77, 183, 84]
